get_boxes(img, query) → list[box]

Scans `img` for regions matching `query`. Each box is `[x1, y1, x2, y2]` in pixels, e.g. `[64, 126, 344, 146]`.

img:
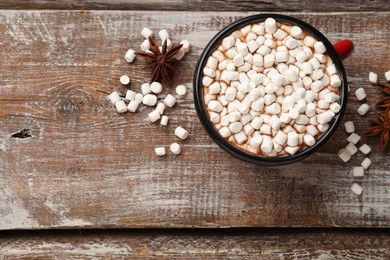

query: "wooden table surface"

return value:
[0, 0, 390, 258]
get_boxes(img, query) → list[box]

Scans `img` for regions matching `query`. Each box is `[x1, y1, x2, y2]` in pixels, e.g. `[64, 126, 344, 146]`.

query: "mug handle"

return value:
[333, 40, 354, 60]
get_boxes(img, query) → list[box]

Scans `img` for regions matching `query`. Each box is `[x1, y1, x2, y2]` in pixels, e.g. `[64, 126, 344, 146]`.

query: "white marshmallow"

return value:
[238, 103, 250, 115]
[155, 103, 165, 115]
[141, 83, 151, 95]
[287, 132, 299, 146]
[306, 125, 319, 136]
[155, 147, 166, 156]
[241, 114, 251, 125]
[260, 124, 271, 135]
[290, 26, 304, 39]
[203, 77, 213, 87]
[158, 29, 170, 41]
[222, 35, 235, 50]
[273, 29, 288, 40]
[244, 124, 254, 136]
[296, 51, 309, 63]
[301, 62, 313, 75]
[115, 100, 127, 113]
[344, 121, 355, 133]
[247, 40, 260, 53]
[304, 36, 316, 47]
[149, 82, 162, 94]
[142, 94, 157, 106]
[314, 41, 326, 54]
[385, 71, 390, 82]
[164, 94, 176, 107]
[160, 115, 169, 126]
[285, 38, 298, 49]
[263, 54, 275, 68]
[209, 82, 221, 95]
[351, 183, 363, 195]
[203, 67, 216, 78]
[251, 117, 264, 130]
[264, 94, 276, 105]
[228, 111, 241, 123]
[330, 74, 342, 88]
[170, 143, 181, 155]
[108, 91, 121, 105]
[359, 144, 371, 154]
[275, 52, 288, 63]
[288, 107, 299, 120]
[266, 103, 281, 115]
[269, 115, 282, 131]
[148, 110, 161, 122]
[257, 45, 271, 56]
[303, 134, 315, 146]
[311, 80, 325, 93]
[369, 72, 378, 84]
[229, 122, 243, 134]
[318, 100, 330, 110]
[250, 134, 263, 149]
[225, 87, 237, 101]
[209, 112, 220, 124]
[361, 158, 372, 170]
[253, 54, 263, 67]
[353, 167, 364, 177]
[326, 64, 337, 75]
[233, 54, 244, 67]
[345, 142, 358, 155]
[317, 123, 329, 132]
[124, 49, 136, 63]
[285, 146, 300, 155]
[264, 18, 277, 34]
[265, 82, 278, 94]
[233, 131, 247, 144]
[274, 131, 287, 145]
[357, 104, 369, 116]
[347, 133, 361, 144]
[127, 100, 139, 112]
[330, 102, 341, 113]
[355, 87, 366, 101]
[175, 48, 185, 60]
[338, 148, 351, 162]
[180, 40, 191, 53]
[120, 75, 131, 85]
[261, 135, 273, 153]
[176, 85, 187, 96]
[175, 126, 189, 140]
[206, 56, 218, 70]
[140, 39, 150, 51]
[226, 71, 240, 81]
[287, 69, 298, 82]
[125, 90, 136, 101]
[311, 69, 324, 81]
[219, 127, 231, 138]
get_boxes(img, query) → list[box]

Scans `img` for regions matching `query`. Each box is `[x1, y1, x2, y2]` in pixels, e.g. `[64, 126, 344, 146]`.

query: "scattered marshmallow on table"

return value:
[115, 100, 127, 113]
[158, 29, 170, 41]
[170, 143, 181, 155]
[155, 147, 166, 156]
[385, 71, 390, 82]
[359, 144, 371, 154]
[142, 94, 157, 106]
[141, 83, 151, 95]
[148, 110, 161, 122]
[345, 142, 358, 155]
[357, 103, 369, 116]
[150, 82, 163, 94]
[141, 28, 153, 38]
[369, 72, 378, 84]
[108, 91, 121, 105]
[351, 183, 363, 195]
[347, 133, 361, 145]
[120, 75, 130, 85]
[125, 90, 136, 101]
[353, 166, 364, 177]
[127, 100, 139, 112]
[344, 121, 355, 133]
[355, 88, 366, 101]
[175, 126, 189, 140]
[160, 115, 169, 126]
[338, 148, 351, 162]
[124, 49, 136, 63]
[156, 103, 165, 115]
[361, 158, 372, 170]
[176, 85, 187, 96]
[164, 94, 176, 107]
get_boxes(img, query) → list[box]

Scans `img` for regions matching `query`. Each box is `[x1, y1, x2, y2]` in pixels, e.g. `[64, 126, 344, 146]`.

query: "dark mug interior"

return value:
[193, 14, 348, 166]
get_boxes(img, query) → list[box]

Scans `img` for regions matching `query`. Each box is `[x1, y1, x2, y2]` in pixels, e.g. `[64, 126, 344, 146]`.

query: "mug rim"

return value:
[193, 14, 348, 166]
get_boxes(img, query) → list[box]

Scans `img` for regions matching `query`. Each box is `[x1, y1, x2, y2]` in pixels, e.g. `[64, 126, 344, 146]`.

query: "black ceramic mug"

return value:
[193, 14, 354, 166]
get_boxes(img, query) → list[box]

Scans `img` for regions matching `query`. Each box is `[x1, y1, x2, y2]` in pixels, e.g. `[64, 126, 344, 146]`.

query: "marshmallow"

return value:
[209, 82, 221, 94]
[290, 26, 304, 39]
[345, 142, 358, 155]
[160, 115, 169, 126]
[257, 45, 271, 56]
[175, 126, 189, 140]
[229, 122, 243, 134]
[247, 40, 260, 52]
[125, 90, 136, 101]
[274, 131, 287, 145]
[237, 43, 249, 56]
[311, 80, 325, 93]
[241, 114, 252, 125]
[244, 124, 254, 136]
[261, 135, 273, 153]
[140, 39, 150, 51]
[338, 148, 351, 162]
[175, 48, 185, 60]
[285, 146, 299, 155]
[330, 102, 341, 113]
[156, 103, 165, 115]
[306, 125, 319, 136]
[170, 143, 181, 155]
[361, 158, 372, 170]
[227, 71, 240, 81]
[141, 83, 151, 95]
[285, 38, 298, 49]
[238, 103, 250, 114]
[304, 36, 316, 47]
[264, 18, 277, 34]
[142, 94, 157, 106]
[127, 100, 139, 112]
[209, 112, 220, 124]
[311, 69, 324, 81]
[176, 85, 187, 96]
[222, 35, 235, 50]
[250, 117, 264, 129]
[344, 121, 355, 133]
[219, 127, 231, 138]
[303, 134, 315, 146]
[253, 54, 263, 67]
[180, 40, 191, 53]
[158, 29, 170, 41]
[108, 91, 121, 105]
[355, 88, 366, 101]
[124, 49, 136, 63]
[206, 56, 218, 70]
[301, 62, 313, 75]
[154, 147, 166, 156]
[269, 115, 282, 131]
[353, 166, 364, 177]
[120, 75, 130, 85]
[141, 28, 153, 38]
[369, 72, 378, 84]
[357, 103, 369, 116]
[287, 132, 299, 146]
[225, 87, 237, 101]
[330, 75, 341, 88]
[233, 54, 244, 67]
[228, 111, 241, 122]
[385, 71, 390, 82]
[288, 108, 299, 119]
[347, 133, 361, 144]
[115, 100, 127, 113]
[296, 51, 309, 63]
[274, 29, 288, 40]
[234, 131, 248, 144]
[260, 124, 271, 135]
[164, 94, 176, 107]
[351, 183, 363, 195]
[314, 41, 326, 54]
[317, 123, 329, 132]
[263, 54, 275, 68]
[250, 134, 263, 149]
[359, 144, 371, 154]
[148, 110, 161, 122]
[204, 67, 216, 78]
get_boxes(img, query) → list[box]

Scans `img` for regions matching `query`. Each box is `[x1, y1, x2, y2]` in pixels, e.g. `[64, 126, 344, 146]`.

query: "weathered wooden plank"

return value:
[0, 229, 389, 259]
[0, 11, 389, 229]
[0, 0, 389, 12]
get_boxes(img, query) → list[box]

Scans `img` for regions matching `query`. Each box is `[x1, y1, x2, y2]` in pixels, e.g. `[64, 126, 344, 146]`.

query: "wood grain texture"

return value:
[1, 229, 390, 259]
[0, 10, 389, 230]
[0, 0, 389, 12]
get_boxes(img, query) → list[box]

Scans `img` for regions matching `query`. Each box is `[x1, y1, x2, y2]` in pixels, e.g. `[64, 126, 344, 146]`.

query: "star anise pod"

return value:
[365, 107, 390, 150]
[135, 36, 183, 86]
[376, 83, 390, 108]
